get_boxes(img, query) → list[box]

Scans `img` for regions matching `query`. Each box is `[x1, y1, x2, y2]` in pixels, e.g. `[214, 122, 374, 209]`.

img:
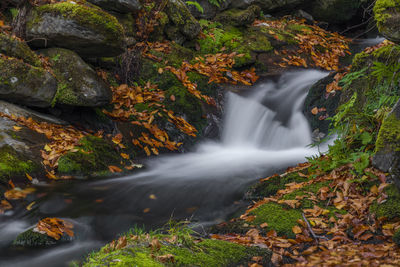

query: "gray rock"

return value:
[26, 2, 126, 57]
[374, 0, 400, 44]
[0, 33, 41, 67]
[0, 57, 57, 108]
[186, 0, 232, 20]
[40, 48, 112, 107]
[165, 0, 201, 41]
[230, 0, 304, 13]
[87, 0, 142, 13]
[13, 228, 73, 248]
[373, 99, 400, 188]
[216, 5, 261, 26]
[307, 0, 362, 24]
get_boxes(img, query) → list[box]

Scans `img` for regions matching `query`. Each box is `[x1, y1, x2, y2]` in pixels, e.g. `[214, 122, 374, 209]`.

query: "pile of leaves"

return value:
[211, 161, 400, 266]
[103, 82, 196, 156]
[254, 18, 351, 71]
[0, 112, 100, 172]
[34, 217, 74, 240]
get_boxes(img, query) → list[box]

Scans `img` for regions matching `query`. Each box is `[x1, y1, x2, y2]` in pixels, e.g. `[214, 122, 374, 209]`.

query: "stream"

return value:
[0, 68, 353, 266]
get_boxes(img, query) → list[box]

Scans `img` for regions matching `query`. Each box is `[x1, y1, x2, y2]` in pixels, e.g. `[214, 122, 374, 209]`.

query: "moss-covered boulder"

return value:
[216, 5, 261, 27]
[87, 0, 142, 13]
[83, 228, 271, 266]
[13, 228, 73, 248]
[230, 0, 303, 13]
[40, 48, 112, 107]
[0, 33, 41, 67]
[373, 100, 400, 187]
[303, 72, 341, 136]
[0, 56, 57, 108]
[374, 0, 400, 44]
[57, 135, 121, 176]
[370, 185, 400, 219]
[165, 0, 201, 43]
[308, 0, 363, 24]
[26, 2, 125, 57]
[186, 0, 231, 20]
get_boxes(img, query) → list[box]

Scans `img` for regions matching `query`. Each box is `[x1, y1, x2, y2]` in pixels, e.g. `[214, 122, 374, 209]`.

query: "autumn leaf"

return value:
[108, 165, 123, 173]
[35, 217, 74, 240]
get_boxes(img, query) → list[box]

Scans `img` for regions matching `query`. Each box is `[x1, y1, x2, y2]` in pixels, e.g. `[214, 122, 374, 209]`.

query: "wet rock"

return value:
[0, 56, 57, 108]
[374, 0, 400, 44]
[303, 73, 341, 136]
[26, 2, 125, 57]
[230, 0, 304, 13]
[39, 48, 112, 107]
[0, 33, 41, 67]
[87, 0, 142, 13]
[307, 0, 363, 24]
[165, 0, 201, 42]
[373, 100, 400, 189]
[216, 5, 261, 27]
[186, 0, 232, 20]
[13, 228, 73, 248]
[0, 100, 66, 184]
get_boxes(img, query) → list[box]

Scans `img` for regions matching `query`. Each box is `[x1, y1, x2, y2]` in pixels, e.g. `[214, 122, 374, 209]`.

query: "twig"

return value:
[302, 213, 329, 242]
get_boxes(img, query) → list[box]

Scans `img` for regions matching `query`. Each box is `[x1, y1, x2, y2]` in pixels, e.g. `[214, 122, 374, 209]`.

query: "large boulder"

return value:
[307, 0, 363, 24]
[374, 0, 400, 44]
[0, 33, 41, 67]
[26, 2, 126, 57]
[87, 0, 142, 13]
[373, 100, 400, 189]
[230, 0, 304, 13]
[186, 0, 232, 19]
[165, 0, 201, 43]
[0, 56, 57, 108]
[216, 5, 261, 26]
[40, 48, 112, 107]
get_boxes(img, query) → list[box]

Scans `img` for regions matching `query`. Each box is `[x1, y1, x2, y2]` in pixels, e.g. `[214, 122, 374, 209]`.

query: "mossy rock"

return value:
[250, 202, 302, 238]
[393, 228, 400, 246]
[87, 0, 142, 13]
[84, 237, 271, 267]
[309, 0, 362, 24]
[26, 1, 125, 57]
[246, 172, 308, 199]
[370, 184, 400, 219]
[0, 56, 57, 108]
[374, 0, 400, 44]
[13, 228, 73, 248]
[40, 48, 112, 107]
[165, 0, 201, 41]
[0, 145, 38, 184]
[0, 33, 41, 67]
[57, 135, 121, 176]
[215, 5, 261, 27]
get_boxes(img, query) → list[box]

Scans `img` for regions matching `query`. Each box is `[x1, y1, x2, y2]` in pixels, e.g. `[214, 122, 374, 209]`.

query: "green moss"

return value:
[250, 202, 302, 238]
[375, 114, 400, 152]
[187, 71, 218, 97]
[393, 228, 400, 246]
[52, 82, 78, 107]
[84, 232, 270, 267]
[374, 0, 399, 26]
[0, 33, 41, 67]
[57, 136, 121, 176]
[215, 6, 260, 27]
[0, 145, 37, 184]
[32, 2, 124, 43]
[351, 51, 370, 71]
[13, 229, 55, 247]
[248, 172, 308, 199]
[370, 185, 400, 219]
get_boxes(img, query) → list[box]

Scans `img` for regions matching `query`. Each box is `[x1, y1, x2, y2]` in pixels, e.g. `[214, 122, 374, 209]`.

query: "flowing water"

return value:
[0, 70, 329, 266]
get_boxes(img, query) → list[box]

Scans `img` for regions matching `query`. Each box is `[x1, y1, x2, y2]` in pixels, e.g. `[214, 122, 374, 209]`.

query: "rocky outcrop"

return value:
[26, 2, 126, 57]
[39, 48, 112, 107]
[230, 0, 304, 13]
[0, 56, 57, 108]
[87, 0, 142, 13]
[216, 5, 261, 26]
[374, 0, 400, 44]
[165, 0, 201, 43]
[373, 100, 400, 188]
[307, 0, 363, 24]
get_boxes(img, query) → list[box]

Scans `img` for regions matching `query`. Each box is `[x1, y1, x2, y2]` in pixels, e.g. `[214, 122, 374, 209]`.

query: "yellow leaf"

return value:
[120, 153, 130, 159]
[292, 225, 302, 234]
[44, 144, 52, 152]
[13, 126, 22, 131]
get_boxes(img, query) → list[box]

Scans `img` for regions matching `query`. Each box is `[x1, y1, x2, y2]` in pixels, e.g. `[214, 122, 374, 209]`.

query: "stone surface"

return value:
[230, 0, 304, 13]
[0, 56, 57, 108]
[374, 0, 400, 44]
[87, 0, 142, 13]
[40, 48, 112, 107]
[307, 0, 363, 24]
[165, 0, 201, 41]
[186, 0, 232, 19]
[0, 33, 41, 67]
[26, 2, 125, 57]
[216, 5, 261, 26]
